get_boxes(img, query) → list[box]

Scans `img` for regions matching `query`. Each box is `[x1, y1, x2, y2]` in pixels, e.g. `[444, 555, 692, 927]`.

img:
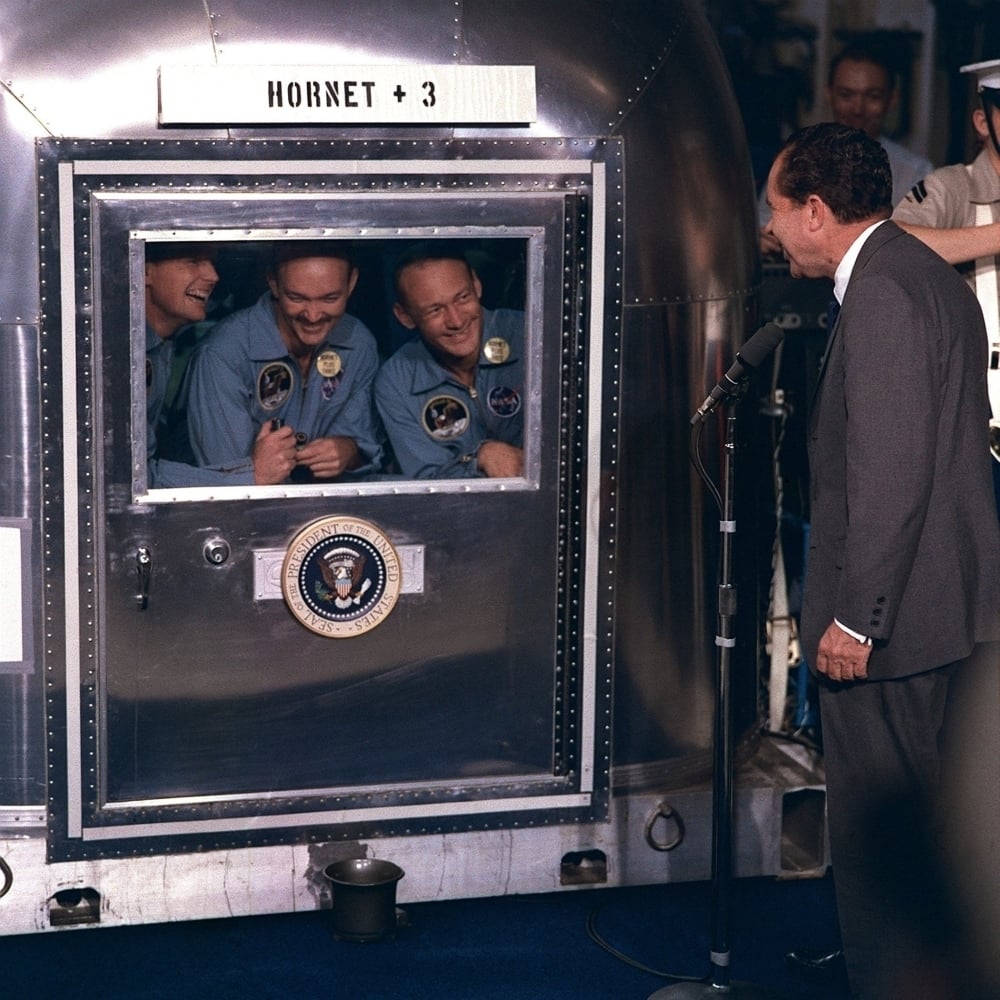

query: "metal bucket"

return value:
[323, 858, 405, 941]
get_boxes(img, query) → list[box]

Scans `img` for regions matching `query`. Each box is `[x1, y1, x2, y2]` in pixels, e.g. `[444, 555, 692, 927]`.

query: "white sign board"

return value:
[159, 64, 536, 126]
[0, 525, 24, 663]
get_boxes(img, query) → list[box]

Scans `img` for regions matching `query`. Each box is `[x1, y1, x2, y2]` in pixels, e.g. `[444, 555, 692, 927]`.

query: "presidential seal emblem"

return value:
[281, 516, 401, 637]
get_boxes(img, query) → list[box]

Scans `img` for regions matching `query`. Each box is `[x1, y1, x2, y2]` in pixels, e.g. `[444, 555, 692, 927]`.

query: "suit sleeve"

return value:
[835, 276, 939, 641]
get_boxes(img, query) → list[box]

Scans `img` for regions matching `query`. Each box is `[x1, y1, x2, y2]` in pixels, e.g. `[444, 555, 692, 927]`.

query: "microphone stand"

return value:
[648, 398, 778, 999]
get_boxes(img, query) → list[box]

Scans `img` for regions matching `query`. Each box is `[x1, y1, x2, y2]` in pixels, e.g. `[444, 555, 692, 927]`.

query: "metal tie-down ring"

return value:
[0, 854, 13, 899]
[644, 798, 685, 852]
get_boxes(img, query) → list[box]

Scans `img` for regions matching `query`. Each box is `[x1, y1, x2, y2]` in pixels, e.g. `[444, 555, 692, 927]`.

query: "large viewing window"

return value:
[122, 204, 559, 501]
[131, 230, 547, 502]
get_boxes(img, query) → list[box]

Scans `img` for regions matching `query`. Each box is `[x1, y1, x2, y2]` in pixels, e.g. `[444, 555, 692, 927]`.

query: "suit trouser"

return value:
[818, 642, 1000, 1000]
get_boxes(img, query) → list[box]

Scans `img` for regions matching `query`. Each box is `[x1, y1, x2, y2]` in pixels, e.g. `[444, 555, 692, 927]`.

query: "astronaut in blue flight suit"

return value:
[143, 241, 255, 489]
[184, 241, 382, 485]
[375, 247, 524, 479]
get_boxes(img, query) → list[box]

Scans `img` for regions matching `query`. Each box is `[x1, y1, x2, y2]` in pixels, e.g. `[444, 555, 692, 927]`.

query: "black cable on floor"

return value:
[585, 905, 707, 984]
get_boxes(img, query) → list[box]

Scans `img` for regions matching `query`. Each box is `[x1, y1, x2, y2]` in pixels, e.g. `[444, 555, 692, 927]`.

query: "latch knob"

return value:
[203, 537, 231, 566]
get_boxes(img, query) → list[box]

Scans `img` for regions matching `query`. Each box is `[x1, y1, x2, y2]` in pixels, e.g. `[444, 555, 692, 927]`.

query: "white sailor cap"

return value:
[961, 59, 1000, 91]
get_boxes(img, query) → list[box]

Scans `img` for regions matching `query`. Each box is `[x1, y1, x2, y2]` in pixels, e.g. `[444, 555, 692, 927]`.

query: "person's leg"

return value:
[819, 666, 954, 999]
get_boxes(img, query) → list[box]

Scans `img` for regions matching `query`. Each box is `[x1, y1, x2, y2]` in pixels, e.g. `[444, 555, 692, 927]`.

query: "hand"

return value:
[252, 420, 297, 485]
[294, 435, 360, 480]
[476, 441, 524, 478]
[816, 622, 872, 682]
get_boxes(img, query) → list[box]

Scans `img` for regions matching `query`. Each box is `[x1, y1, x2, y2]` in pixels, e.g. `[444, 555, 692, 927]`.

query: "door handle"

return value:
[136, 545, 152, 610]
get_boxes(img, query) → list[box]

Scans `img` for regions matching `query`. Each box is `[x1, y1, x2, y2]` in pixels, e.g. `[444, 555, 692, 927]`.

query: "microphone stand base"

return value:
[648, 981, 782, 998]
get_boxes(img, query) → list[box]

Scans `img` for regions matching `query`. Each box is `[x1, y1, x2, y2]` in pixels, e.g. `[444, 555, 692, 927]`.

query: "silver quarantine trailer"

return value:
[0, 0, 822, 933]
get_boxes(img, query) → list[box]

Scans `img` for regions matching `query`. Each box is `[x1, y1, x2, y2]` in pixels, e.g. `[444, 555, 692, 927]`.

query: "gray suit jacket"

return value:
[802, 221, 1000, 680]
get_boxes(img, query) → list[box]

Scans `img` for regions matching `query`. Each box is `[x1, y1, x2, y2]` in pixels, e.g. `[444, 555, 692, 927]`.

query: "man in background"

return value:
[894, 58, 1000, 488]
[759, 40, 932, 253]
[894, 58, 1000, 263]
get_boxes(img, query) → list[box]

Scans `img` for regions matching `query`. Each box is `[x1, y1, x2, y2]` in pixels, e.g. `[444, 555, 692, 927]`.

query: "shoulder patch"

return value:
[422, 395, 470, 439]
[257, 361, 294, 411]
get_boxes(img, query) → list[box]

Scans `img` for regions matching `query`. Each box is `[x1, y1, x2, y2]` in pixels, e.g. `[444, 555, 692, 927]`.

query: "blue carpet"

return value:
[0, 875, 849, 999]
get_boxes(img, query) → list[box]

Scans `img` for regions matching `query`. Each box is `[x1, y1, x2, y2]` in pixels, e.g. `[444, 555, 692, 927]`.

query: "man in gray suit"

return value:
[763, 122, 1000, 998]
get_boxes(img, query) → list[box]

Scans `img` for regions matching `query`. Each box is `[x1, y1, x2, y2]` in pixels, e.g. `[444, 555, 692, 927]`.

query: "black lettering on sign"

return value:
[268, 80, 377, 110]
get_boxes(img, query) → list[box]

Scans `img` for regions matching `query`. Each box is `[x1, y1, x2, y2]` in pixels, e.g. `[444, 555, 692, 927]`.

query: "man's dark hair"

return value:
[267, 239, 355, 276]
[828, 39, 898, 93]
[775, 122, 892, 223]
[392, 240, 474, 303]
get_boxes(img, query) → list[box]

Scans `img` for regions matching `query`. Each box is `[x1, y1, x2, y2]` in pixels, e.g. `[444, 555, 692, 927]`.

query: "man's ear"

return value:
[973, 107, 990, 141]
[393, 301, 417, 330]
[806, 193, 827, 231]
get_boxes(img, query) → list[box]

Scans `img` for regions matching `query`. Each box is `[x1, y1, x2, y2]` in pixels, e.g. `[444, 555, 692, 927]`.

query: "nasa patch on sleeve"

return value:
[281, 516, 401, 637]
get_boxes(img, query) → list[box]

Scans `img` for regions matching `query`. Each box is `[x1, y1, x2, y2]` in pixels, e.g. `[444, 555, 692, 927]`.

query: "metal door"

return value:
[39, 138, 620, 860]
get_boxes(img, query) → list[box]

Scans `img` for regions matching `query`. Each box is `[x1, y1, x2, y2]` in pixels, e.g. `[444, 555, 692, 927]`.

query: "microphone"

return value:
[690, 321, 785, 424]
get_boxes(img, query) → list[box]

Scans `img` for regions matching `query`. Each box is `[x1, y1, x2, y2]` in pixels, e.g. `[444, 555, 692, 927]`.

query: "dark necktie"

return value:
[814, 300, 841, 393]
[826, 298, 841, 331]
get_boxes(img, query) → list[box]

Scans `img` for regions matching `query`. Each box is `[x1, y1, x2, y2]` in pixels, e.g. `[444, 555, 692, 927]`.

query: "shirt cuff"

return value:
[834, 618, 872, 646]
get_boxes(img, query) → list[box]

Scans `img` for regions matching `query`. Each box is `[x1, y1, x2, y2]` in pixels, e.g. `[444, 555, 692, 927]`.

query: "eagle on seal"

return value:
[318, 547, 370, 607]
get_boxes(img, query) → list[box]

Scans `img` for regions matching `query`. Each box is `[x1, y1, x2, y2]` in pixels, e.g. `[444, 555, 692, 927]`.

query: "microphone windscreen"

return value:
[738, 321, 785, 368]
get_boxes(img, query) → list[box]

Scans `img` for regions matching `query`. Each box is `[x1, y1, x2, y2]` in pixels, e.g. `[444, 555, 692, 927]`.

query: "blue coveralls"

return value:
[374, 308, 524, 478]
[145, 324, 255, 488]
[184, 293, 382, 480]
